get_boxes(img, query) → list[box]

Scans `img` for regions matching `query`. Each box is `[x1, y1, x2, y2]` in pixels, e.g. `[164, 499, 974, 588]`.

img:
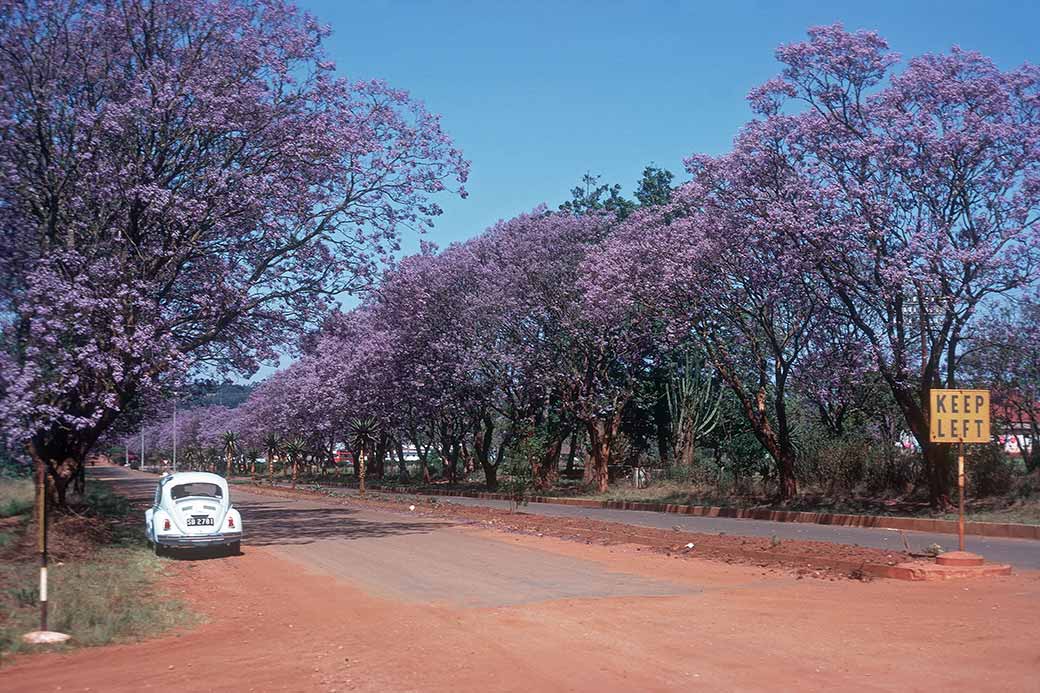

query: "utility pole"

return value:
[173, 397, 178, 472]
[140, 429, 145, 470]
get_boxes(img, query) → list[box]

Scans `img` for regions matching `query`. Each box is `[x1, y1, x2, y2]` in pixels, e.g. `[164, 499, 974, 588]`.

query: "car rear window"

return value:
[171, 482, 223, 500]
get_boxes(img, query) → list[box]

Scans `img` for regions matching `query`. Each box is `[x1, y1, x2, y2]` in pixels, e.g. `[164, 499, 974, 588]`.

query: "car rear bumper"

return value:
[155, 531, 242, 547]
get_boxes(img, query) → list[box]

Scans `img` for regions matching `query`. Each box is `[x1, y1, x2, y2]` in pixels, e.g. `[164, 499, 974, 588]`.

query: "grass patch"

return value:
[939, 499, 1040, 525]
[0, 478, 34, 518]
[0, 481, 196, 659]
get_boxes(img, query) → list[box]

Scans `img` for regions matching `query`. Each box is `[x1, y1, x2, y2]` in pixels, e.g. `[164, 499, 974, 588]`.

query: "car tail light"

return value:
[163, 518, 171, 531]
[228, 516, 235, 528]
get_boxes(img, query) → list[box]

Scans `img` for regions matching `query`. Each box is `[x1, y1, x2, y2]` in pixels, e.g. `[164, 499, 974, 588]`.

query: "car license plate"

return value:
[186, 516, 214, 527]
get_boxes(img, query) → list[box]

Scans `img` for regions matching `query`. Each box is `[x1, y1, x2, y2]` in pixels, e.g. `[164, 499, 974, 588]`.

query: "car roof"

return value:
[160, 471, 229, 488]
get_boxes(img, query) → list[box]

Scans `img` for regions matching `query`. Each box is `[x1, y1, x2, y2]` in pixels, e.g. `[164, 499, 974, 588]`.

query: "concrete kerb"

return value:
[362, 486, 1040, 541]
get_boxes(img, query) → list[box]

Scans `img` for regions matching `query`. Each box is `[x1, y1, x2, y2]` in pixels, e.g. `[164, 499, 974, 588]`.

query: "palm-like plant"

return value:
[244, 447, 260, 484]
[349, 416, 379, 496]
[281, 437, 306, 489]
[222, 431, 239, 477]
[264, 433, 280, 485]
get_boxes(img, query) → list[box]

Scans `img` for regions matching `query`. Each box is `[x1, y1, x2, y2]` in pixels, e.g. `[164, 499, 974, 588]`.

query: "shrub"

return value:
[502, 458, 532, 513]
[968, 444, 1015, 497]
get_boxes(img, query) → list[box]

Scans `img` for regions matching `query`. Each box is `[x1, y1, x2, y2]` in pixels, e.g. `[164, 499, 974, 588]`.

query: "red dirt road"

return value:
[3, 467, 1039, 692]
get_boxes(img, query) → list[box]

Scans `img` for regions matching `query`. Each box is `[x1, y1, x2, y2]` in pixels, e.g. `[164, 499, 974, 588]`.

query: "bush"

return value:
[861, 448, 921, 497]
[968, 444, 1015, 497]
[796, 437, 869, 495]
[501, 458, 532, 512]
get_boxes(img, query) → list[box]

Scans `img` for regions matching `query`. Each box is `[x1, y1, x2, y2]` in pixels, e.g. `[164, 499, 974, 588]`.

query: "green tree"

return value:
[559, 173, 635, 218]
[633, 165, 674, 208]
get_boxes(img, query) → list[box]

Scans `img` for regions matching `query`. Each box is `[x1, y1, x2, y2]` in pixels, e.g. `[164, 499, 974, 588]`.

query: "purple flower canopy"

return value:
[0, 0, 467, 503]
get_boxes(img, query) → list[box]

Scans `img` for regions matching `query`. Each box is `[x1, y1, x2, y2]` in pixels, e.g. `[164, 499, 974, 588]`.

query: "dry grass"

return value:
[0, 480, 196, 660]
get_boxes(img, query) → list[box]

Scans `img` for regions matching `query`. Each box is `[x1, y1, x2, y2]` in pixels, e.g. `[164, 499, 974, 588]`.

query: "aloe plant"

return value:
[263, 433, 280, 485]
[222, 431, 239, 476]
[666, 350, 722, 468]
[281, 437, 306, 489]
[349, 417, 380, 496]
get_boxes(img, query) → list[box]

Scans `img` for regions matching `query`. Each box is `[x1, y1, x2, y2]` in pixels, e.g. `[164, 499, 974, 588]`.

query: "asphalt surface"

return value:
[92, 466, 697, 607]
[355, 490, 1040, 570]
[95, 465, 1039, 571]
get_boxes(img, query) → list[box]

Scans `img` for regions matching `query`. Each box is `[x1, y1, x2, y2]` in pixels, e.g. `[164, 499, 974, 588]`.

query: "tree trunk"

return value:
[28, 443, 80, 508]
[584, 415, 621, 493]
[891, 384, 951, 507]
[565, 430, 578, 473]
[676, 426, 696, 468]
[268, 453, 275, 485]
[395, 438, 410, 481]
[439, 422, 459, 484]
[924, 441, 951, 506]
[462, 440, 475, 475]
[653, 368, 672, 465]
[372, 434, 388, 480]
[473, 415, 499, 490]
[776, 449, 797, 501]
[291, 457, 298, 489]
[358, 446, 366, 496]
[532, 434, 563, 490]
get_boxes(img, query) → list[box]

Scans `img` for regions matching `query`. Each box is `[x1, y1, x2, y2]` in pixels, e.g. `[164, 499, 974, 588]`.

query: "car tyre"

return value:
[228, 541, 241, 556]
[153, 541, 165, 558]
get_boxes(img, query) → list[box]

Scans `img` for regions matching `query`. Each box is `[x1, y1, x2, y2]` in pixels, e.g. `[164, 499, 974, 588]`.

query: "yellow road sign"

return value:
[929, 389, 990, 444]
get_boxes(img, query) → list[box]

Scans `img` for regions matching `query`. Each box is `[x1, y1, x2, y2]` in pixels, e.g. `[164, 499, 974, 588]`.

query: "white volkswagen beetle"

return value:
[145, 472, 242, 556]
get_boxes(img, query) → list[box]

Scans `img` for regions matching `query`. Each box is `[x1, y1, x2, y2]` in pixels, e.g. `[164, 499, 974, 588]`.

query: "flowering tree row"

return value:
[229, 25, 1039, 505]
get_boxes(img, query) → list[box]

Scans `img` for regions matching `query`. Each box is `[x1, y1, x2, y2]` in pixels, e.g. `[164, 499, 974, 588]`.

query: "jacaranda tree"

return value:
[0, 0, 468, 504]
[745, 25, 1040, 504]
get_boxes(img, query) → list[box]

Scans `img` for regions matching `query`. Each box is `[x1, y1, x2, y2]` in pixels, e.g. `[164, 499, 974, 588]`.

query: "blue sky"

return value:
[299, 0, 1039, 252]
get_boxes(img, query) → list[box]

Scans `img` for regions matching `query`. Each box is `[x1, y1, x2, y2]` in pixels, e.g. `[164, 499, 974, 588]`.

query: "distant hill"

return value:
[184, 381, 254, 409]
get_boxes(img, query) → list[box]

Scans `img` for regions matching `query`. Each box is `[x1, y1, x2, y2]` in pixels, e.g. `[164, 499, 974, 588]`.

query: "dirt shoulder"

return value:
[3, 526, 1039, 692]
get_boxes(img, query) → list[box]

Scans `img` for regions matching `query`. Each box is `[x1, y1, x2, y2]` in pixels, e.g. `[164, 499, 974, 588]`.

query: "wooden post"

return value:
[958, 441, 965, 552]
[36, 454, 48, 631]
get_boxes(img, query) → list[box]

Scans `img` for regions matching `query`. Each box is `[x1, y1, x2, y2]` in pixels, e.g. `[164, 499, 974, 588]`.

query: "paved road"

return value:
[355, 490, 1040, 570]
[98, 465, 1039, 571]
[94, 466, 696, 607]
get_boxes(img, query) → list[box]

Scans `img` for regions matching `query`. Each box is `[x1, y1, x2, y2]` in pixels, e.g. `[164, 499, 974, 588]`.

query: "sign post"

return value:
[929, 389, 990, 559]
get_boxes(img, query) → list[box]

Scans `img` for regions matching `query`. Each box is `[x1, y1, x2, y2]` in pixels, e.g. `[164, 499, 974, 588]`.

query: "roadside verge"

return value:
[361, 486, 1040, 540]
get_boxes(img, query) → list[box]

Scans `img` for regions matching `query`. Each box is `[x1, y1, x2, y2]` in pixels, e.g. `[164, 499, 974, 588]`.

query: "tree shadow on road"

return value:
[240, 502, 447, 547]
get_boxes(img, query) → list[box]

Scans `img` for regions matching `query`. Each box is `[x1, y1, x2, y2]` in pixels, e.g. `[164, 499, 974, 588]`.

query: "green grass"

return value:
[938, 500, 1040, 525]
[0, 478, 34, 518]
[0, 482, 197, 659]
